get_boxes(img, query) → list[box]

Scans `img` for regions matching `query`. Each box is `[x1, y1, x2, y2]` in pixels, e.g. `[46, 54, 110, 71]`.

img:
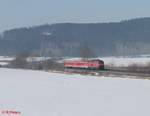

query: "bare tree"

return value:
[10, 52, 31, 69]
[79, 43, 96, 60]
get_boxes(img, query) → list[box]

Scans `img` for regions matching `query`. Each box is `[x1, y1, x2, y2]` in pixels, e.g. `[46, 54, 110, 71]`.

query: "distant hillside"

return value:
[1, 17, 150, 56]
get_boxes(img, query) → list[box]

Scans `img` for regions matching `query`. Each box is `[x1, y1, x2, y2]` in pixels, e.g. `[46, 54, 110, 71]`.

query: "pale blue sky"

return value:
[0, 0, 150, 32]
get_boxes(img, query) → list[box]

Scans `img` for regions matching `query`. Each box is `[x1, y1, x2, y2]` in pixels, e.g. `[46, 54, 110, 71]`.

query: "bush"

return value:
[9, 52, 64, 71]
[127, 63, 150, 73]
[40, 59, 64, 70]
[10, 53, 29, 69]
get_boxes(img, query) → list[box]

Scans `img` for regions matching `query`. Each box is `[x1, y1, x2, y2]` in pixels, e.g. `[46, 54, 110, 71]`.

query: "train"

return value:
[64, 59, 104, 70]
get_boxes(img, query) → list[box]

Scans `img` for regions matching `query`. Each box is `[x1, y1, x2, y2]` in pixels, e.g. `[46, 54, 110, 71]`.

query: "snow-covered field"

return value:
[101, 57, 150, 67]
[0, 56, 14, 61]
[0, 56, 14, 66]
[0, 68, 150, 116]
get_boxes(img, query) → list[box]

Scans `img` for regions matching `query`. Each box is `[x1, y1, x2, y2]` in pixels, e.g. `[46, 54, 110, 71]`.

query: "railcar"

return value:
[64, 59, 104, 70]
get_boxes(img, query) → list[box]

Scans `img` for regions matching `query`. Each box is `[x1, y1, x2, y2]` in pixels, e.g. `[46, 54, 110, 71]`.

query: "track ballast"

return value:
[63, 67, 150, 79]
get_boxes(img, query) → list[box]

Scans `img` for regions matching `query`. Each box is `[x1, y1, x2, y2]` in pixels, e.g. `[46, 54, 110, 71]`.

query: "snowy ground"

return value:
[0, 56, 14, 61]
[0, 56, 14, 66]
[0, 68, 150, 116]
[101, 57, 150, 67]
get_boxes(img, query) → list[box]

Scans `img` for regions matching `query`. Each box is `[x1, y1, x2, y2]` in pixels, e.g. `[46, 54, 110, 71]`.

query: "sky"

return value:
[0, 0, 150, 32]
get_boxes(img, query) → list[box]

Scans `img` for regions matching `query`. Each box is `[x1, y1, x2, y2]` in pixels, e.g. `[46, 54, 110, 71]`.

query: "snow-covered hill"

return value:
[0, 68, 150, 116]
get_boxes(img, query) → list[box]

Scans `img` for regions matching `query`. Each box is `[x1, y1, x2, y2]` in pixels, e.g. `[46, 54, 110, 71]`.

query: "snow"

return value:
[0, 56, 14, 66]
[27, 57, 50, 62]
[0, 62, 9, 66]
[42, 32, 52, 36]
[101, 57, 150, 67]
[0, 68, 150, 116]
[0, 56, 14, 61]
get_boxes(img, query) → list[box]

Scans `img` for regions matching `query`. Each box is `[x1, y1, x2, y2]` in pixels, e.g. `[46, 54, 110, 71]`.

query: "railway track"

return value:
[98, 69, 150, 78]
[64, 68, 150, 79]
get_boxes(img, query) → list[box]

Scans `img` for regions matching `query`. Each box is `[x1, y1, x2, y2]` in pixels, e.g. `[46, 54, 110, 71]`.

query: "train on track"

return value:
[64, 59, 104, 70]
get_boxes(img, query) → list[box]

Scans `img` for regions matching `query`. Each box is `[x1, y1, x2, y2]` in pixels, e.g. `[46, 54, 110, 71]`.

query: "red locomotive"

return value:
[64, 59, 104, 70]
